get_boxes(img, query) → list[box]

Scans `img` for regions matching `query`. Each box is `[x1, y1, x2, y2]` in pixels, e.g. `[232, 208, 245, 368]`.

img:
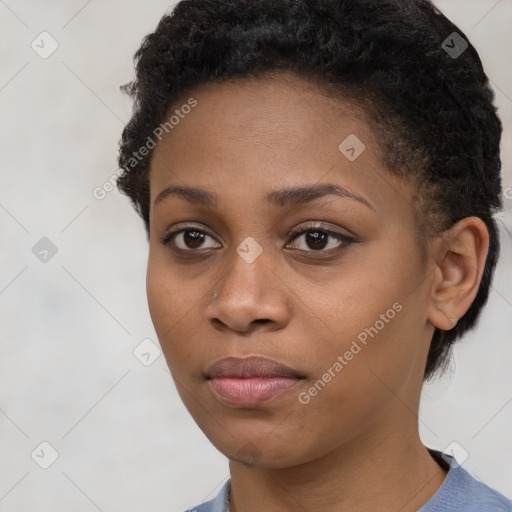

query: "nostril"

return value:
[253, 319, 271, 325]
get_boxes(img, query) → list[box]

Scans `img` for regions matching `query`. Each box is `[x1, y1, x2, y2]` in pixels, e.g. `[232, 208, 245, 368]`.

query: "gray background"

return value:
[0, 1, 511, 511]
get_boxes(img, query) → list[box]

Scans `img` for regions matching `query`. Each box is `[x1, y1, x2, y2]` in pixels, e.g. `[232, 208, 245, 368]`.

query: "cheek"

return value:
[146, 251, 216, 382]
[146, 255, 188, 365]
[146, 260, 172, 333]
[303, 246, 425, 405]
[287, 308, 420, 452]
[146, 245, 194, 330]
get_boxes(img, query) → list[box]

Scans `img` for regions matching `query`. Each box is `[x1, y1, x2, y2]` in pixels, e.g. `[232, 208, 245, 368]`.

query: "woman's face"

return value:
[147, 72, 436, 468]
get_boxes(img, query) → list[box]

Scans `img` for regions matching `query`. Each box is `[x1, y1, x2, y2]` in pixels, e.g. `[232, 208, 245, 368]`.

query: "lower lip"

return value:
[208, 377, 302, 407]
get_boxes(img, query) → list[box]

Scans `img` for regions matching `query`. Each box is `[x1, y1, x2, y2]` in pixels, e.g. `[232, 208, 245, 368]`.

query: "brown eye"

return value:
[160, 223, 354, 256]
[161, 228, 221, 251]
[287, 227, 354, 252]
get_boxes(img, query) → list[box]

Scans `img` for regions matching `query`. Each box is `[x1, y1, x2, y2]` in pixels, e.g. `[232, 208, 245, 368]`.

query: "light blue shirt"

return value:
[185, 450, 512, 511]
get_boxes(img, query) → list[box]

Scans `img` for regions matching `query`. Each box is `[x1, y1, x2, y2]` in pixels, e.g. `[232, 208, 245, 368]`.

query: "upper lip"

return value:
[206, 355, 305, 379]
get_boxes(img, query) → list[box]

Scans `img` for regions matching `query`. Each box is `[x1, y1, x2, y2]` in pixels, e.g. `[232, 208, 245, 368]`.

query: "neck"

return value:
[228, 416, 447, 512]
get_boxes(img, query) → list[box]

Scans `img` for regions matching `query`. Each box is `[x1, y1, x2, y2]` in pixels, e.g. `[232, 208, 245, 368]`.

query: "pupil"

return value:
[307, 231, 327, 250]
[184, 230, 204, 249]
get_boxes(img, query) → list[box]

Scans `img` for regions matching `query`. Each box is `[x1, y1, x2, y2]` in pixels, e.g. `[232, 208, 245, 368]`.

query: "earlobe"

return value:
[426, 217, 489, 331]
[430, 301, 458, 331]
[448, 317, 457, 329]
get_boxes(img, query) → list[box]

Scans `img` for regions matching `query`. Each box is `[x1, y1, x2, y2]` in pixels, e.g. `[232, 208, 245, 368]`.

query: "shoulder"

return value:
[421, 451, 512, 512]
[183, 480, 231, 512]
[448, 465, 512, 511]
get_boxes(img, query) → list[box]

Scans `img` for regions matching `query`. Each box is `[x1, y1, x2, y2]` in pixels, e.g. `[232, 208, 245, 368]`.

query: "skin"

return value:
[146, 71, 489, 511]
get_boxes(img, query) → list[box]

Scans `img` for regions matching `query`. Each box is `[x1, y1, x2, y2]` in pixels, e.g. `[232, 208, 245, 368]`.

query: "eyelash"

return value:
[159, 223, 355, 256]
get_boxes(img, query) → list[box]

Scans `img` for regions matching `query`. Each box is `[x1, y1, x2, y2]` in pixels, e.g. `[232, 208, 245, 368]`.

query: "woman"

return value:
[116, 0, 511, 510]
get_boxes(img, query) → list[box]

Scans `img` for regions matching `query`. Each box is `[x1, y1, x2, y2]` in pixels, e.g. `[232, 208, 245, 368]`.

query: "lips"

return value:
[206, 356, 305, 407]
[206, 355, 305, 379]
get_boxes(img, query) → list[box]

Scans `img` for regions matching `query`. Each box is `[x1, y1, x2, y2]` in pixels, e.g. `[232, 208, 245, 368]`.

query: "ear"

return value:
[426, 217, 489, 331]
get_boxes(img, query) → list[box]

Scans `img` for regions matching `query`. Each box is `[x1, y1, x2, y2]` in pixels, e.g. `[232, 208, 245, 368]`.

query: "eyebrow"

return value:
[154, 183, 374, 211]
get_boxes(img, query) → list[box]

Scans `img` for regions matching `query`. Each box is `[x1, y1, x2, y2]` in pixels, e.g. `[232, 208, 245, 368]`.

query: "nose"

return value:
[205, 248, 292, 334]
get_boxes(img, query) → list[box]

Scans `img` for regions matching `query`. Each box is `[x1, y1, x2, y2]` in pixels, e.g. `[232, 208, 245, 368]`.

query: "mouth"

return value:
[206, 355, 306, 407]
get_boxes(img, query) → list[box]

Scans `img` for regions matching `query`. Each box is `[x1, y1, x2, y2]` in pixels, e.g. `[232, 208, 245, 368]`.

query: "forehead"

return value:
[153, 72, 366, 153]
[149, 72, 413, 220]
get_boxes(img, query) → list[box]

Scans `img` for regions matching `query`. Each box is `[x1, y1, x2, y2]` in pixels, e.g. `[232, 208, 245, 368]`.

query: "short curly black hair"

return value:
[117, 0, 503, 381]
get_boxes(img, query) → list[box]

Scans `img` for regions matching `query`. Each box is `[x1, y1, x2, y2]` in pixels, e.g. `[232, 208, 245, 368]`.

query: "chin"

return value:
[209, 431, 314, 469]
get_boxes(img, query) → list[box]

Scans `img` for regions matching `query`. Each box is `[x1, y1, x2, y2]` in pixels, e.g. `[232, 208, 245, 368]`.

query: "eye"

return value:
[160, 223, 354, 255]
[160, 226, 220, 252]
[286, 224, 354, 252]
